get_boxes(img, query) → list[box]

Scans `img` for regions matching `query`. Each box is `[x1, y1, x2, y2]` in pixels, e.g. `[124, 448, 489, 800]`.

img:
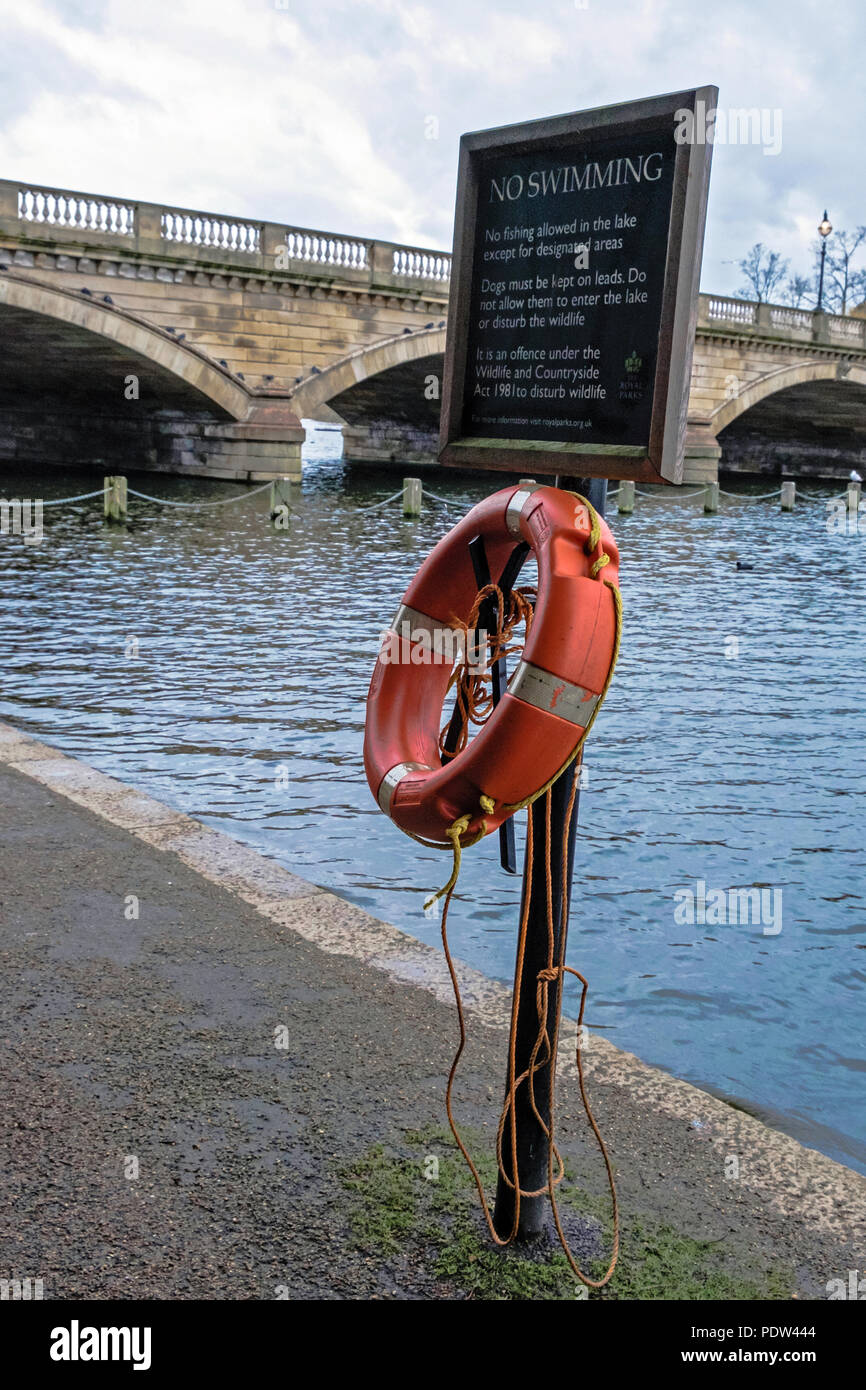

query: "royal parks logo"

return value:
[618, 348, 647, 403]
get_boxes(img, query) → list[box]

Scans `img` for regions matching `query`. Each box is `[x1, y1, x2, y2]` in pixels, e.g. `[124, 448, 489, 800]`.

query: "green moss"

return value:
[341, 1143, 420, 1254]
[562, 1186, 792, 1301]
[588, 1217, 791, 1301]
[340, 1127, 793, 1302]
[434, 1224, 580, 1301]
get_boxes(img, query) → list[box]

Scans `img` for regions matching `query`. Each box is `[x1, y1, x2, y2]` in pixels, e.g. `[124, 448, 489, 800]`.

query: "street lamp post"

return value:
[817, 210, 832, 312]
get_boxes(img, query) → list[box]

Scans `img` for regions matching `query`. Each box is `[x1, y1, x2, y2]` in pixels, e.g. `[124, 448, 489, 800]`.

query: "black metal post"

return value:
[817, 239, 827, 313]
[493, 475, 607, 1240]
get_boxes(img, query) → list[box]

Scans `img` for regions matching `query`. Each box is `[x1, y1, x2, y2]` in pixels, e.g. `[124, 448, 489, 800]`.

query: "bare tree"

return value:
[737, 243, 790, 303]
[849, 266, 866, 314]
[826, 227, 866, 314]
[782, 274, 812, 308]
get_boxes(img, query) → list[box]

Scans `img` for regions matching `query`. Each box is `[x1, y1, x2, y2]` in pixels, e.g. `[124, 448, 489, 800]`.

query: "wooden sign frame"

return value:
[439, 87, 717, 484]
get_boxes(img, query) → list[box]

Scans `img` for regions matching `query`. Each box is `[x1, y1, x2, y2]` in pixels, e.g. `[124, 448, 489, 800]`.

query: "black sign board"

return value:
[439, 88, 716, 483]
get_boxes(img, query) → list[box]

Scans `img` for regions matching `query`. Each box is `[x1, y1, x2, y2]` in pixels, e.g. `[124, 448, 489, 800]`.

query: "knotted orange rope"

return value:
[438, 582, 536, 760]
[438, 774, 619, 1286]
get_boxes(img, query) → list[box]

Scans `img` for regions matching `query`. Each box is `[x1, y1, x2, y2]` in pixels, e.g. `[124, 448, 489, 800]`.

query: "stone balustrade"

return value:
[4, 177, 865, 344]
[0, 177, 452, 294]
[699, 292, 866, 351]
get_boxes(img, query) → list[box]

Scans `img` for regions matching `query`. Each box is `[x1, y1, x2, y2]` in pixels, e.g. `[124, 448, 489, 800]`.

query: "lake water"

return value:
[2, 425, 864, 1174]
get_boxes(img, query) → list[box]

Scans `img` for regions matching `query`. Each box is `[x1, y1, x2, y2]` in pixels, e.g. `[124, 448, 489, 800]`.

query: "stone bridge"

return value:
[1, 178, 864, 484]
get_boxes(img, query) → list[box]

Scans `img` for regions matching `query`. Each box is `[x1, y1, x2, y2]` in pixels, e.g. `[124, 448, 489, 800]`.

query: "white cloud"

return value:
[0, 0, 862, 292]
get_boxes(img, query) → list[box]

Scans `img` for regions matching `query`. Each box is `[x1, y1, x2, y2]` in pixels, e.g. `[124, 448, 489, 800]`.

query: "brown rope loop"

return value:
[439, 769, 619, 1288]
[438, 583, 536, 760]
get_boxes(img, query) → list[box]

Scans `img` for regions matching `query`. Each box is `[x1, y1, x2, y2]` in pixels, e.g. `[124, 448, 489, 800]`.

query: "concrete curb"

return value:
[2, 719, 864, 1243]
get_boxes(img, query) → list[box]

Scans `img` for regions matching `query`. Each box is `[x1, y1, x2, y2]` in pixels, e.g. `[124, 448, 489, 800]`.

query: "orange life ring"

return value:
[363, 484, 621, 846]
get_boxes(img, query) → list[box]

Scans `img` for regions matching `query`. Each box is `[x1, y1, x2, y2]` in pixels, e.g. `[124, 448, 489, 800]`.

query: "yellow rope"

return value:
[423, 806, 488, 913]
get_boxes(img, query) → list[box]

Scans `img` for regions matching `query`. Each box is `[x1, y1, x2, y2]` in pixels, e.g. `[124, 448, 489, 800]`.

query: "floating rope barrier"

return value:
[39, 489, 106, 508]
[34, 482, 278, 511]
[634, 486, 705, 499]
[717, 487, 783, 500]
[353, 488, 404, 512]
[126, 481, 274, 508]
[797, 490, 850, 504]
[355, 486, 466, 514]
[16, 478, 460, 521]
[422, 488, 463, 508]
[24, 478, 856, 525]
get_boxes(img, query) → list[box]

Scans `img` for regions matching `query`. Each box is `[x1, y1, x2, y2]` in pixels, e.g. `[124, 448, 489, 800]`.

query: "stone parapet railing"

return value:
[698, 293, 866, 351]
[0, 178, 451, 297]
[3, 179, 866, 342]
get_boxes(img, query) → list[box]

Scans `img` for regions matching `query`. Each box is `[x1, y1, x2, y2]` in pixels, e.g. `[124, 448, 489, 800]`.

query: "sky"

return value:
[0, 0, 862, 298]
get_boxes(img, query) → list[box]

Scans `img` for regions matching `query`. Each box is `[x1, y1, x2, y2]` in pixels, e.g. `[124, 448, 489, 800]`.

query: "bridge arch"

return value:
[711, 360, 866, 434]
[289, 326, 446, 417]
[0, 271, 251, 419]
